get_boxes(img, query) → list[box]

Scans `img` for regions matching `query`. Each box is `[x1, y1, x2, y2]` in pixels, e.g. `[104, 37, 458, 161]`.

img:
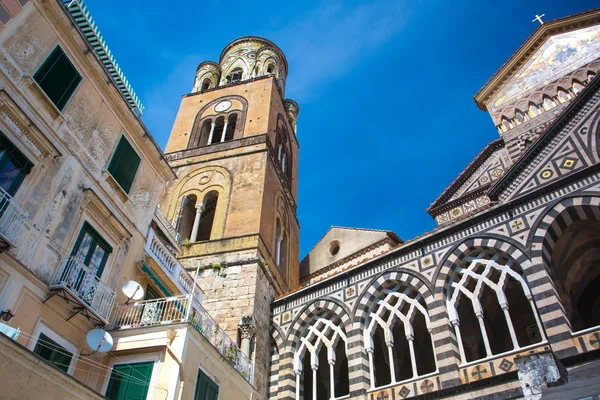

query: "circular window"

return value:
[329, 241, 340, 256]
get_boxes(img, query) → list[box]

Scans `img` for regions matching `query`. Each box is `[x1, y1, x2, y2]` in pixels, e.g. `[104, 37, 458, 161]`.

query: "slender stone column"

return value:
[238, 315, 255, 357]
[295, 372, 301, 400]
[276, 234, 283, 266]
[407, 334, 418, 378]
[386, 341, 396, 383]
[190, 204, 205, 242]
[452, 320, 466, 364]
[312, 364, 318, 400]
[329, 359, 336, 400]
[282, 154, 287, 173]
[207, 122, 216, 144]
[220, 120, 229, 142]
[476, 312, 492, 357]
[366, 348, 375, 388]
[529, 299, 547, 341]
[501, 303, 519, 349]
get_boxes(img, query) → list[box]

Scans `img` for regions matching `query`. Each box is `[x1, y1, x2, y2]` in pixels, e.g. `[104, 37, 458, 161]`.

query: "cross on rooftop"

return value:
[532, 13, 545, 25]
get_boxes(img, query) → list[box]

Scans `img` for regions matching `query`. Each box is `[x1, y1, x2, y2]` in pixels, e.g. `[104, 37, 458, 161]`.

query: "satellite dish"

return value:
[122, 280, 144, 303]
[85, 329, 113, 354]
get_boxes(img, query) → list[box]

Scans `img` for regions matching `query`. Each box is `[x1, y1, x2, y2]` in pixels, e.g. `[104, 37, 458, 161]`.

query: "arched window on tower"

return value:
[196, 191, 219, 241]
[177, 195, 197, 241]
[227, 68, 243, 84]
[209, 117, 225, 144]
[294, 314, 349, 400]
[224, 114, 237, 142]
[266, 64, 275, 74]
[365, 283, 436, 388]
[202, 78, 211, 90]
[447, 250, 544, 364]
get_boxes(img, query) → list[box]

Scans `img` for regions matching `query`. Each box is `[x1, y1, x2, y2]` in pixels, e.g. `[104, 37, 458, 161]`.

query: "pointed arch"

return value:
[435, 237, 545, 365]
[284, 298, 352, 400]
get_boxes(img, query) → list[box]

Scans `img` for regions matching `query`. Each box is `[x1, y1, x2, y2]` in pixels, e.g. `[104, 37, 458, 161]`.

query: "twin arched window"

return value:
[176, 191, 219, 242]
[189, 112, 239, 148]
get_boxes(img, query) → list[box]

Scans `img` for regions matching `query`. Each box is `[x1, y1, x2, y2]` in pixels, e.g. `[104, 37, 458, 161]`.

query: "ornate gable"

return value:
[428, 140, 511, 226]
[489, 74, 600, 202]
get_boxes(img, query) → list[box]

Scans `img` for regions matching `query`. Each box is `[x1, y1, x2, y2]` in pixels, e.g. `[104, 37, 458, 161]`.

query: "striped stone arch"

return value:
[528, 194, 600, 266]
[277, 297, 353, 399]
[269, 325, 285, 400]
[353, 269, 437, 390]
[354, 269, 435, 323]
[434, 236, 533, 296]
[431, 237, 536, 385]
[283, 297, 352, 349]
[528, 194, 600, 357]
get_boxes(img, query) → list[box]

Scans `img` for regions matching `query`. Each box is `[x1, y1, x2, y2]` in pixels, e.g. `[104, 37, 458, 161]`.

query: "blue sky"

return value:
[85, 0, 597, 257]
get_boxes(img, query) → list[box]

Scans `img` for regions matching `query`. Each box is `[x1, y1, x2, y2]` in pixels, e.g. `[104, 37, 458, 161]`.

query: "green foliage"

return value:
[181, 239, 193, 247]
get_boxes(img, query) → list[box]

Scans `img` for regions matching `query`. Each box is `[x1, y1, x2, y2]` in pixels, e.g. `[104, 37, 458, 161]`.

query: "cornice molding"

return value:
[0, 89, 60, 159]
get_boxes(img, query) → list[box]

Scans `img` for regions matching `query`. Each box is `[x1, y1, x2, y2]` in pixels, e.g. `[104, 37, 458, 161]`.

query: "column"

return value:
[329, 359, 336, 400]
[386, 341, 396, 383]
[174, 196, 188, 234]
[367, 348, 375, 388]
[501, 303, 519, 350]
[295, 372, 301, 400]
[476, 311, 492, 357]
[275, 234, 282, 266]
[529, 299, 546, 341]
[312, 364, 318, 400]
[238, 315, 255, 357]
[190, 204, 204, 242]
[282, 154, 287, 173]
[207, 122, 216, 144]
[407, 334, 418, 378]
[220, 119, 229, 142]
[452, 320, 467, 364]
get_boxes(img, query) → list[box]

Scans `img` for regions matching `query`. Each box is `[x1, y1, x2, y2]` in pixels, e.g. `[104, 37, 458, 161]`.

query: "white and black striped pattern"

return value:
[528, 194, 600, 358]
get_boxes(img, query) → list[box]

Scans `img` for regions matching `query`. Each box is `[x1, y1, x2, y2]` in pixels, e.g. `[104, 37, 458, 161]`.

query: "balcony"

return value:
[46, 257, 117, 325]
[0, 188, 29, 248]
[110, 294, 254, 383]
[145, 228, 203, 302]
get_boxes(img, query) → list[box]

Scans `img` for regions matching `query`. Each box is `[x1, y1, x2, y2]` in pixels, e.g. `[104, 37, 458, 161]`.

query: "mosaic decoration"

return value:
[490, 24, 600, 112]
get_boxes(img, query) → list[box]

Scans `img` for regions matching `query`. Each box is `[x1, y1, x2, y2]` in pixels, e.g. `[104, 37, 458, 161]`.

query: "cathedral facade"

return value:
[266, 9, 600, 400]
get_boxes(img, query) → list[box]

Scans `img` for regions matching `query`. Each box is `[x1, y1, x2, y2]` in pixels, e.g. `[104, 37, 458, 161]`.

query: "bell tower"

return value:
[159, 36, 299, 395]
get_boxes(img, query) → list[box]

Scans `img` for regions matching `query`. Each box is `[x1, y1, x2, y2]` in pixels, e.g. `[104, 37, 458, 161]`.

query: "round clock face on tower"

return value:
[214, 101, 232, 112]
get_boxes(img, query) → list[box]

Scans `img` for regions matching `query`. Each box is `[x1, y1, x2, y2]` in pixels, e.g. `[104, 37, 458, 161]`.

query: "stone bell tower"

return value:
[159, 36, 300, 395]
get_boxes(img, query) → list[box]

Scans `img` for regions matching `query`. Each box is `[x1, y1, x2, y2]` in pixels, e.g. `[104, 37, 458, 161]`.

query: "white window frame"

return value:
[29, 320, 80, 375]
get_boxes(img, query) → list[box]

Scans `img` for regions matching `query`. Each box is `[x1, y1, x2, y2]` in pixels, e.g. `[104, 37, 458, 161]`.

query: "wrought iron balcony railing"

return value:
[0, 188, 29, 245]
[47, 257, 117, 324]
[110, 294, 254, 383]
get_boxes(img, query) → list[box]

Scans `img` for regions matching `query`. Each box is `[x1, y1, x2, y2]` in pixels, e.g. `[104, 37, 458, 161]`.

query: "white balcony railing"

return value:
[145, 229, 203, 302]
[49, 257, 117, 324]
[111, 294, 254, 383]
[0, 188, 29, 244]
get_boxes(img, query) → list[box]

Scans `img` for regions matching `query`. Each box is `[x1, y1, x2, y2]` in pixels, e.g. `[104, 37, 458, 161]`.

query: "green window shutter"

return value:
[106, 362, 153, 400]
[194, 369, 219, 400]
[33, 333, 73, 373]
[107, 136, 141, 194]
[33, 46, 82, 111]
